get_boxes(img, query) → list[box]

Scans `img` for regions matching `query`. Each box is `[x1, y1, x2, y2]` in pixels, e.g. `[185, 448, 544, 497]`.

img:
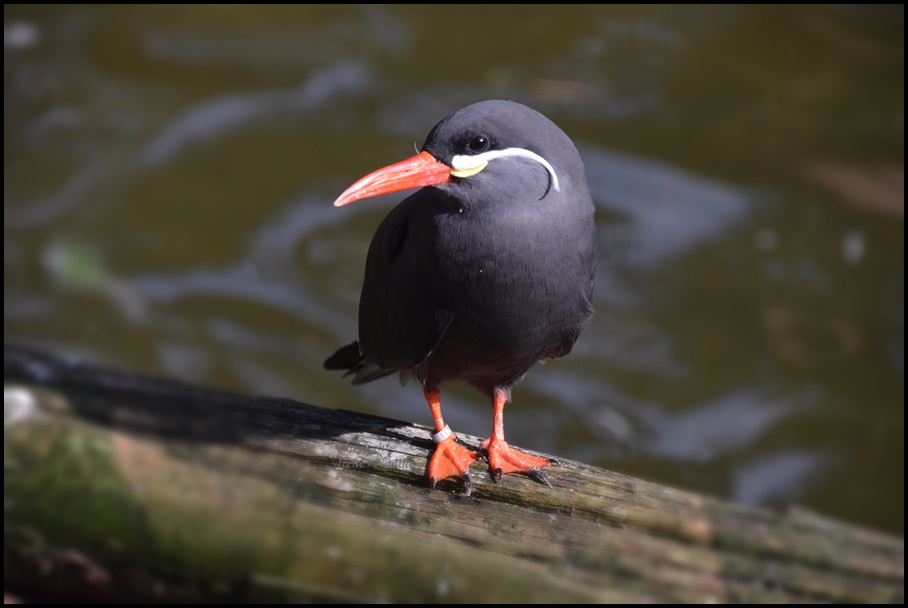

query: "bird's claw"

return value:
[526, 467, 553, 488]
[429, 471, 473, 496]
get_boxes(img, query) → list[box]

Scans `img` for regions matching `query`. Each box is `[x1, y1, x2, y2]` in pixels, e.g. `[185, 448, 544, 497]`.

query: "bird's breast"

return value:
[422, 202, 594, 347]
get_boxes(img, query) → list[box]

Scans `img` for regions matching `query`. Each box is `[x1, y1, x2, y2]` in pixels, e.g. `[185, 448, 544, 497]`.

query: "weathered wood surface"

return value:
[3, 343, 904, 603]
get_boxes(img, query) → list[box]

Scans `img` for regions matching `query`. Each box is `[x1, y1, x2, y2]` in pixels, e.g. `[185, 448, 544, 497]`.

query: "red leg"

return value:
[480, 389, 553, 485]
[424, 387, 479, 494]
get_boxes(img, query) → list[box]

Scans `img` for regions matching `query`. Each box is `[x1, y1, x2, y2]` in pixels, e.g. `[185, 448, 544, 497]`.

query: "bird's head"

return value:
[333, 100, 585, 208]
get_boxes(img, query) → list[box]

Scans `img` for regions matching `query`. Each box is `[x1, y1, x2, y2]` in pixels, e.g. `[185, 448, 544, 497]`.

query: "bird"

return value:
[325, 100, 596, 495]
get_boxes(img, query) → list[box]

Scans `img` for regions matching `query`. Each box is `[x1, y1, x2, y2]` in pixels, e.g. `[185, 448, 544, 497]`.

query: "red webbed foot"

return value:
[480, 388, 556, 487]
[428, 435, 480, 495]
[481, 436, 554, 486]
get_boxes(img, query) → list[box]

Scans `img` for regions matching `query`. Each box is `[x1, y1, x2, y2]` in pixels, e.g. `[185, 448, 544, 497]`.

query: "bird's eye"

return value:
[468, 135, 490, 154]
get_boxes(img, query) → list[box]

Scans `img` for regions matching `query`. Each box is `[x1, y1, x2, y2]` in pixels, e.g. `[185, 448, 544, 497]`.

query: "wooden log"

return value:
[3, 343, 904, 603]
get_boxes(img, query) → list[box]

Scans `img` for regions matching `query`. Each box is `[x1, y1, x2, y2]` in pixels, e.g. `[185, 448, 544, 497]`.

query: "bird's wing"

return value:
[358, 192, 452, 372]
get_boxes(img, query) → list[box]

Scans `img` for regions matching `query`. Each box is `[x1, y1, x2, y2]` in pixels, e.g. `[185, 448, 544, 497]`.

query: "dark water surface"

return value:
[5, 5, 903, 535]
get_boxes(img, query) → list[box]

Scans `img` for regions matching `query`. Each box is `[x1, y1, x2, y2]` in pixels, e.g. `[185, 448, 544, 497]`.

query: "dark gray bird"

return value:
[325, 100, 596, 495]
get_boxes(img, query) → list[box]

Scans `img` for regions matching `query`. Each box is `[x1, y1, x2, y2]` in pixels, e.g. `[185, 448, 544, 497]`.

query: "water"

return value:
[4, 5, 903, 535]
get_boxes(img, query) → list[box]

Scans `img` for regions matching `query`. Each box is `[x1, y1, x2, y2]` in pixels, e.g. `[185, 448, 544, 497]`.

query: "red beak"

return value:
[333, 151, 453, 207]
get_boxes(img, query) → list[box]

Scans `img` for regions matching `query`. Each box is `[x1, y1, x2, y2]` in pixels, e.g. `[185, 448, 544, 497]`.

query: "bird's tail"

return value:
[324, 341, 397, 385]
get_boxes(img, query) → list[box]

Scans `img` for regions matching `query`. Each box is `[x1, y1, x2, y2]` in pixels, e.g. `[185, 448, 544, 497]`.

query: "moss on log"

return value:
[3, 344, 904, 603]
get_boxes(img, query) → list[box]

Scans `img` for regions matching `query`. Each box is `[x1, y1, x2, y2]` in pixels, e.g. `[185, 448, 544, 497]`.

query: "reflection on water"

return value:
[586, 146, 752, 269]
[4, 5, 903, 535]
[140, 60, 371, 166]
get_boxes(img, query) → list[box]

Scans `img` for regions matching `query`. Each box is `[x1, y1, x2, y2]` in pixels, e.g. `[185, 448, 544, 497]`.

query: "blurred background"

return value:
[4, 5, 903, 536]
